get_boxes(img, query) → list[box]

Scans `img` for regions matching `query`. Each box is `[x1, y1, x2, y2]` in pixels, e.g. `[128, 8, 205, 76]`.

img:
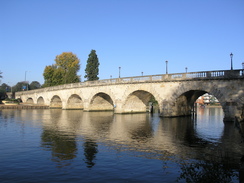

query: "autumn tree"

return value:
[43, 52, 81, 87]
[85, 50, 99, 81]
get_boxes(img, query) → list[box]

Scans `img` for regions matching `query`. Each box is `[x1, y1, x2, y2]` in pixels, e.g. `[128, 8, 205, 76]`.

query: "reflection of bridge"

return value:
[14, 69, 244, 122]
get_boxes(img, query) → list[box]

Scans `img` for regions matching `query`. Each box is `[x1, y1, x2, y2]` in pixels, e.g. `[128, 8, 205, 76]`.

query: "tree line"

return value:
[0, 50, 99, 99]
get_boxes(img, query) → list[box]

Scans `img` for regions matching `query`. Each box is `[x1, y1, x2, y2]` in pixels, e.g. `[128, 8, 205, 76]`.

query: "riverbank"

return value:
[0, 104, 49, 109]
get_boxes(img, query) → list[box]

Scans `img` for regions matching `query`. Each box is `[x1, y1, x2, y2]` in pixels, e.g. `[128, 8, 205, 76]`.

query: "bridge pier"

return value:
[159, 99, 192, 118]
[222, 102, 244, 122]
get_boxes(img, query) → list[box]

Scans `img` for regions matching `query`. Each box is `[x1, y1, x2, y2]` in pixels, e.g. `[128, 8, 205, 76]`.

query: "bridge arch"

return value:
[122, 90, 156, 113]
[160, 82, 227, 118]
[66, 94, 83, 109]
[50, 95, 62, 109]
[88, 92, 114, 111]
[26, 98, 34, 104]
[37, 96, 45, 105]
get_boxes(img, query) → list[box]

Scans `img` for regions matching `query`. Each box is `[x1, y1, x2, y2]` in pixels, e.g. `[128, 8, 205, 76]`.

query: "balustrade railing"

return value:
[17, 69, 244, 94]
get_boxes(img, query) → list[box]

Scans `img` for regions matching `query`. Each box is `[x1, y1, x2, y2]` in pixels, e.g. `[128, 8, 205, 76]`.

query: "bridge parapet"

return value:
[16, 69, 243, 95]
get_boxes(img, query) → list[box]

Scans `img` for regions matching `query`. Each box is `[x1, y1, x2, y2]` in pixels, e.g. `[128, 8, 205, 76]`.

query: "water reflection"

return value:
[83, 139, 98, 168]
[1, 107, 243, 182]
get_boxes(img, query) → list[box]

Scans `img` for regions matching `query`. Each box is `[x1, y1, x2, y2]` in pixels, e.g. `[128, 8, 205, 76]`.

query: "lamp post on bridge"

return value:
[141, 72, 143, 76]
[165, 60, 168, 74]
[24, 71, 29, 91]
[119, 67, 121, 78]
[230, 52, 233, 70]
[242, 62, 244, 69]
[185, 67, 188, 73]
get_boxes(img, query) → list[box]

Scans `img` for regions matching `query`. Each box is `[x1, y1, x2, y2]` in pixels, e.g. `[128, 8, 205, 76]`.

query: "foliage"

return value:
[85, 50, 100, 81]
[0, 83, 9, 100]
[43, 52, 81, 87]
[12, 82, 29, 92]
[4, 98, 20, 104]
[43, 65, 56, 87]
[0, 83, 10, 92]
[29, 81, 41, 90]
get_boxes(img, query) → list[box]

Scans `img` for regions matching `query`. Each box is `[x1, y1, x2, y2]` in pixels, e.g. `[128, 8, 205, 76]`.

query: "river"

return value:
[0, 106, 243, 182]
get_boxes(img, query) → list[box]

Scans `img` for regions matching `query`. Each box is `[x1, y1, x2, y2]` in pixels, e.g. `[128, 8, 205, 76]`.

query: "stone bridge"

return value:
[14, 69, 244, 122]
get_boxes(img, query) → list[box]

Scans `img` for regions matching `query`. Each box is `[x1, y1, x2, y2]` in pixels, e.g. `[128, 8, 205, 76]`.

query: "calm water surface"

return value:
[0, 107, 244, 182]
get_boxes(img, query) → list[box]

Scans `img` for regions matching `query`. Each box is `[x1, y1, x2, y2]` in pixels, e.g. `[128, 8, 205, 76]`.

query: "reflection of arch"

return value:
[123, 90, 155, 113]
[37, 97, 45, 105]
[50, 95, 62, 109]
[26, 98, 34, 104]
[66, 94, 83, 109]
[89, 92, 114, 111]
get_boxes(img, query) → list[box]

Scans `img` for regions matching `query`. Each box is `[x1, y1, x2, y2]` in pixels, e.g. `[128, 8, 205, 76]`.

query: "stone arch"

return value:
[66, 94, 83, 109]
[50, 95, 62, 109]
[37, 97, 45, 105]
[88, 92, 114, 111]
[160, 82, 225, 118]
[122, 90, 156, 113]
[26, 98, 34, 104]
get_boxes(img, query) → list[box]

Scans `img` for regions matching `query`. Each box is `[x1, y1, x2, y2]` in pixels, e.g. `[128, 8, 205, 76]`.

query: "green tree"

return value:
[0, 83, 9, 92]
[85, 50, 99, 81]
[0, 71, 2, 84]
[29, 81, 41, 90]
[12, 82, 28, 92]
[0, 83, 8, 100]
[43, 52, 81, 87]
[43, 65, 56, 87]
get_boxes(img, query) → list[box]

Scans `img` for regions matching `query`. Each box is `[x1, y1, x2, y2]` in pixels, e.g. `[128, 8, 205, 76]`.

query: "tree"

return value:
[43, 65, 57, 87]
[12, 82, 29, 92]
[43, 52, 81, 87]
[0, 83, 9, 92]
[0, 71, 2, 84]
[85, 50, 100, 81]
[0, 83, 8, 100]
[29, 81, 41, 90]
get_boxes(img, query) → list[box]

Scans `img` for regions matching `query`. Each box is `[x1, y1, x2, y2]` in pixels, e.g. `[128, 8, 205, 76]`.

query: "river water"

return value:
[0, 107, 243, 182]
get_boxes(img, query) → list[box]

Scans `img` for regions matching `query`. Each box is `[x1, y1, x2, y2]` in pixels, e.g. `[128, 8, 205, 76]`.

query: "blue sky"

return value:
[1, 0, 243, 86]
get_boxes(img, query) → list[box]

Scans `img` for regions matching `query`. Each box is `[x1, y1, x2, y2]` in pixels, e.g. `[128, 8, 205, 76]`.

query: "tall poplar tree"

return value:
[85, 50, 99, 81]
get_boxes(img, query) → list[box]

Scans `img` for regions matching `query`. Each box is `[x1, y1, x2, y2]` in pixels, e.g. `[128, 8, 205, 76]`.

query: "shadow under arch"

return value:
[50, 95, 62, 109]
[66, 94, 83, 110]
[88, 92, 114, 111]
[26, 98, 34, 104]
[122, 90, 157, 113]
[37, 96, 45, 105]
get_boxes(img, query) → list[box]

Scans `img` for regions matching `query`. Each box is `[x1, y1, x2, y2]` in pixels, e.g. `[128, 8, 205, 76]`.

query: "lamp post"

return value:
[230, 52, 233, 70]
[119, 67, 121, 78]
[25, 71, 27, 82]
[25, 71, 30, 91]
[141, 72, 143, 76]
[165, 60, 168, 74]
[25, 71, 28, 91]
[242, 62, 244, 69]
[185, 67, 188, 73]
